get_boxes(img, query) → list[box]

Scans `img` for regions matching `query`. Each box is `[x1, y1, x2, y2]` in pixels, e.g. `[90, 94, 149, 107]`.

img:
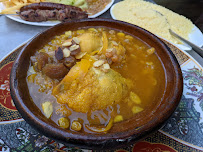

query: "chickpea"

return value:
[117, 32, 125, 37]
[132, 106, 143, 114]
[65, 31, 72, 37]
[130, 92, 141, 104]
[71, 121, 82, 131]
[125, 35, 133, 40]
[77, 30, 85, 35]
[58, 117, 70, 129]
[88, 28, 98, 32]
[147, 47, 155, 55]
[114, 115, 123, 123]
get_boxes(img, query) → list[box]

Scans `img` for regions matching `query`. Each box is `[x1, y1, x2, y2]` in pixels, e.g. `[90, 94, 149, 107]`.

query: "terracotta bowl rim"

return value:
[10, 18, 183, 149]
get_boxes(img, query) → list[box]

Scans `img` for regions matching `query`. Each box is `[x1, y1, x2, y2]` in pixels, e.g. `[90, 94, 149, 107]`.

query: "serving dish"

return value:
[10, 18, 183, 149]
[2, 0, 114, 26]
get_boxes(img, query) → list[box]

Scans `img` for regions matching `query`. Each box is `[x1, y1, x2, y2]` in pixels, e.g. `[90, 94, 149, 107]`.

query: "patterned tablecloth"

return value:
[0, 41, 203, 152]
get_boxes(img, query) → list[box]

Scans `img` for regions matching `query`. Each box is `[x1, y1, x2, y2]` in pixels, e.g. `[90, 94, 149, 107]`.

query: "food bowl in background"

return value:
[10, 18, 183, 150]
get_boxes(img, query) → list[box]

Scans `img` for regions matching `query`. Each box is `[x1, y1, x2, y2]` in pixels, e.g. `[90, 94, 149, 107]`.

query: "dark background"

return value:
[154, 0, 203, 32]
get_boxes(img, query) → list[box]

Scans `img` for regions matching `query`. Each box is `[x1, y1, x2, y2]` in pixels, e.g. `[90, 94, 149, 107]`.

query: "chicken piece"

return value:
[78, 31, 102, 53]
[62, 31, 102, 54]
[53, 60, 132, 113]
[63, 31, 126, 63]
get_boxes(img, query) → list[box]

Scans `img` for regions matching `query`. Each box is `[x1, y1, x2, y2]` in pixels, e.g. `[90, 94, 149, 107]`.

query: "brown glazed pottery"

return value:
[10, 18, 183, 150]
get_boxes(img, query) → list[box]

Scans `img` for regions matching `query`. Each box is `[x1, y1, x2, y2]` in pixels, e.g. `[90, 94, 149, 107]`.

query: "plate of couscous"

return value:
[110, 0, 203, 51]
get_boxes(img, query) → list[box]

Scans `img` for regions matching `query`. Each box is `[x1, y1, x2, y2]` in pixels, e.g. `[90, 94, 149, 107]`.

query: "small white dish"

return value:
[89, 0, 114, 18]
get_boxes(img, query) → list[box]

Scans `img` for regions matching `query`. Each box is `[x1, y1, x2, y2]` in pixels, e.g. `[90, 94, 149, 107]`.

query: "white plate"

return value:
[110, 4, 203, 51]
[6, 15, 60, 26]
[2, 0, 114, 26]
